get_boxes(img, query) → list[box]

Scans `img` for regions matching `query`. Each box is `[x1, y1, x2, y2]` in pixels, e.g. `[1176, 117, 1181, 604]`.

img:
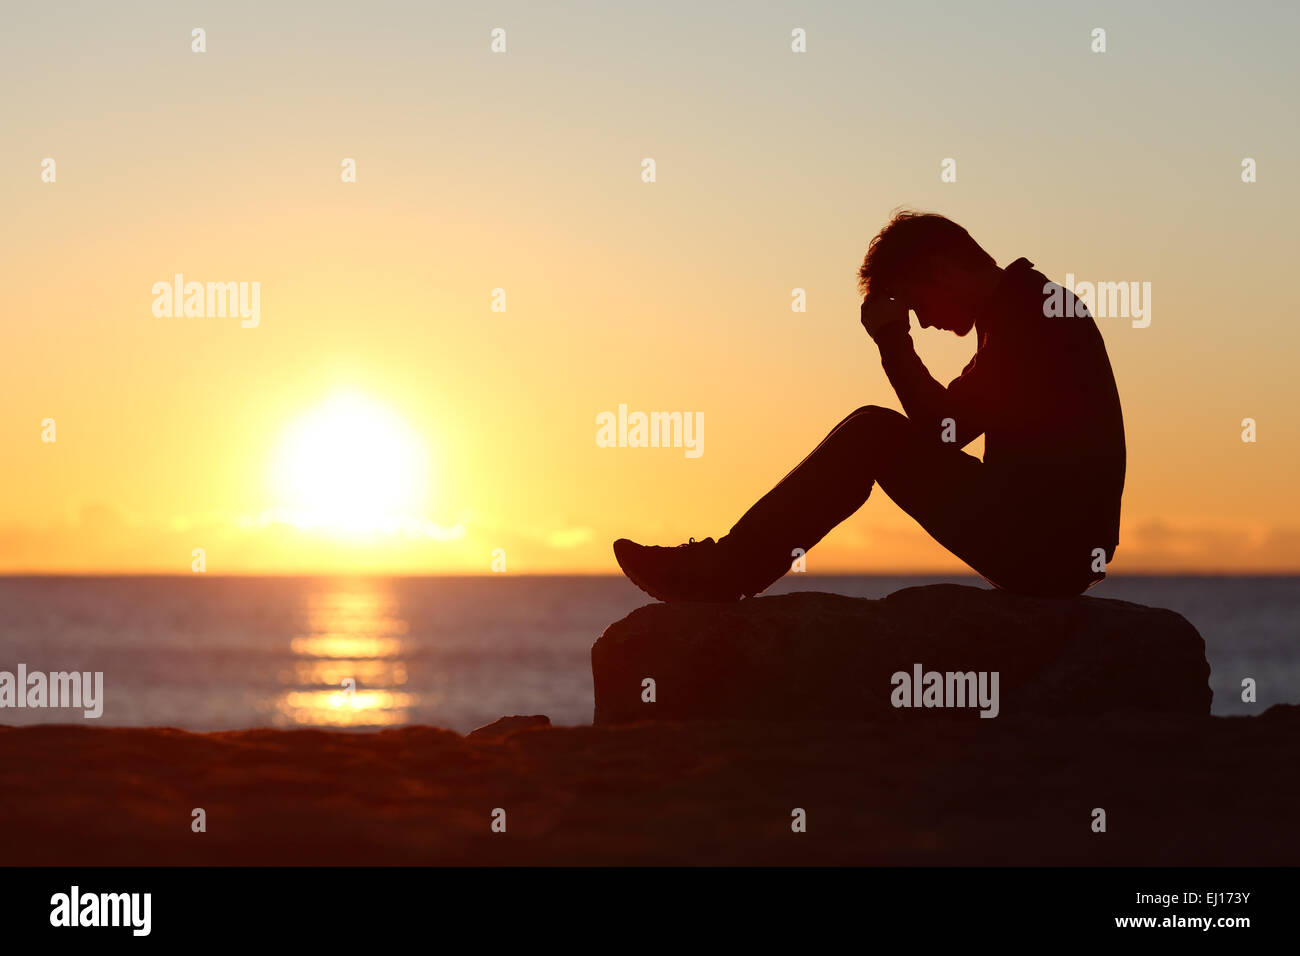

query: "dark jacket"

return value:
[873, 257, 1126, 560]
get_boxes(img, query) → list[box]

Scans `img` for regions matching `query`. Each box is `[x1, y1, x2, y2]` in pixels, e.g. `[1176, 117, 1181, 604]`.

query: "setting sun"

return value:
[270, 392, 430, 535]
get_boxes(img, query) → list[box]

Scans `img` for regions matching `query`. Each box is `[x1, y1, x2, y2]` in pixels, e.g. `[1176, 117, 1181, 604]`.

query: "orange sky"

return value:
[3, 2, 1299, 573]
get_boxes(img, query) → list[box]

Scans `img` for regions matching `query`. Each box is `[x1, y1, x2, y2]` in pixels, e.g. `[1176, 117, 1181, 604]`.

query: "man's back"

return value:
[957, 258, 1126, 559]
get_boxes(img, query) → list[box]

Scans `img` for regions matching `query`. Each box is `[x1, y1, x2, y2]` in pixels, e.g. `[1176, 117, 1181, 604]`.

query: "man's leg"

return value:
[613, 404, 1094, 600]
[721, 404, 1097, 597]
[719, 405, 988, 594]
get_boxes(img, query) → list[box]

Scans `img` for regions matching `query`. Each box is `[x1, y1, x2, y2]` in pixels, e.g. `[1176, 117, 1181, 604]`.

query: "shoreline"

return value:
[3, 707, 1296, 866]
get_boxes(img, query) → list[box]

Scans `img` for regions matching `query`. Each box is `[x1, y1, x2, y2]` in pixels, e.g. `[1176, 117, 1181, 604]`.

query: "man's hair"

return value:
[857, 211, 995, 297]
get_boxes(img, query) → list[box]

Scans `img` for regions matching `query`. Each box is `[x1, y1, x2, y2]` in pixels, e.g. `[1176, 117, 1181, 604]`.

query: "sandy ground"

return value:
[2, 707, 1296, 865]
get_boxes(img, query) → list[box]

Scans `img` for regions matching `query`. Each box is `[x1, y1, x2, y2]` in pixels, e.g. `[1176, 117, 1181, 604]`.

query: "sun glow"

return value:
[270, 392, 429, 534]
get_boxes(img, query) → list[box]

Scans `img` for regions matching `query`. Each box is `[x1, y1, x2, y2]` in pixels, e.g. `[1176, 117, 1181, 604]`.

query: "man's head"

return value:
[857, 211, 1001, 335]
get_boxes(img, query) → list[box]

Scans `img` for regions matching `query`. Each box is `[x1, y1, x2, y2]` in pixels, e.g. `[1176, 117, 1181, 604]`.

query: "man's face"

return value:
[900, 266, 978, 336]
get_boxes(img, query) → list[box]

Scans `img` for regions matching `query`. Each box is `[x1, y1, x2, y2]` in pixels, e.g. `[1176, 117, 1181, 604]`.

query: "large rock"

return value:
[591, 584, 1211, 724]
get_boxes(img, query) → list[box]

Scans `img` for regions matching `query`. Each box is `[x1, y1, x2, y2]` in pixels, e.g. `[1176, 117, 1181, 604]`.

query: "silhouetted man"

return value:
[614, 211, 1126, 600]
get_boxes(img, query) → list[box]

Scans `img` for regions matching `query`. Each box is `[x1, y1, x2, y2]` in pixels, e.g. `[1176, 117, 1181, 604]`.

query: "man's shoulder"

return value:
[1005, 258, 1099, 327]
[1006, 257, 1056, 300]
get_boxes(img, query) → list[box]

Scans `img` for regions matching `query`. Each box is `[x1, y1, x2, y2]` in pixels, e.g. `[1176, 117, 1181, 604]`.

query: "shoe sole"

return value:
[612, 539, 747, 603]
[612, 539, 672, 602]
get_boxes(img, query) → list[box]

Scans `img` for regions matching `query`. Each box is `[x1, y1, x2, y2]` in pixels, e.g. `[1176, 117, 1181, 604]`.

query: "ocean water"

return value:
[0, 575, 1295, 732]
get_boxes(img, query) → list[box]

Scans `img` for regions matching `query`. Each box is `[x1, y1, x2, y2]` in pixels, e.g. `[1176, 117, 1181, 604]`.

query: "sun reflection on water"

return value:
[275, 585, 418, 727]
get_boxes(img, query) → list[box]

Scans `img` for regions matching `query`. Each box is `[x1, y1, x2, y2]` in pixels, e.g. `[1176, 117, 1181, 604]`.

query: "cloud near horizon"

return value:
[0, 506, 1296, 575]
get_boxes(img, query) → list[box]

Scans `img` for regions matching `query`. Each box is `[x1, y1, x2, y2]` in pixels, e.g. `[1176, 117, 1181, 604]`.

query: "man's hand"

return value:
[860, 292, 910, 340]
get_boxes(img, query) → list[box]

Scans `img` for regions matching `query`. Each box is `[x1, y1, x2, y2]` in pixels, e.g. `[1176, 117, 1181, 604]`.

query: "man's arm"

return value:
[860, 296, 986, 447]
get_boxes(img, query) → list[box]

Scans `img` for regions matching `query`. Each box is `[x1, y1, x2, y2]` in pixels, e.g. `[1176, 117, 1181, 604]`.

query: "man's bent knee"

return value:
[843, 404, 906, 427]
[838, 405, 910, 444]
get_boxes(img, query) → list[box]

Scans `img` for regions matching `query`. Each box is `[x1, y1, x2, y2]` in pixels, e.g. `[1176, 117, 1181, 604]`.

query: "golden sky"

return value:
[3, 2, 1299, 573]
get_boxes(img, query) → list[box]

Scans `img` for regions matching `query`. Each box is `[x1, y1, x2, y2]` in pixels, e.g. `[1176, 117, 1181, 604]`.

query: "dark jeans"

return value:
[722, 405, 1104, 598]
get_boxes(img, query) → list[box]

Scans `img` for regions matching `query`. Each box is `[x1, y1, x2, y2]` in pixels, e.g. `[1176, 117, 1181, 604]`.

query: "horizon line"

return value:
[1, 570, 1298, 579]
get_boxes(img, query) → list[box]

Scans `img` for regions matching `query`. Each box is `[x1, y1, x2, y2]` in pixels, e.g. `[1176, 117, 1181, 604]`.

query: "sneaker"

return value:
[612, 537, 745, 602]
